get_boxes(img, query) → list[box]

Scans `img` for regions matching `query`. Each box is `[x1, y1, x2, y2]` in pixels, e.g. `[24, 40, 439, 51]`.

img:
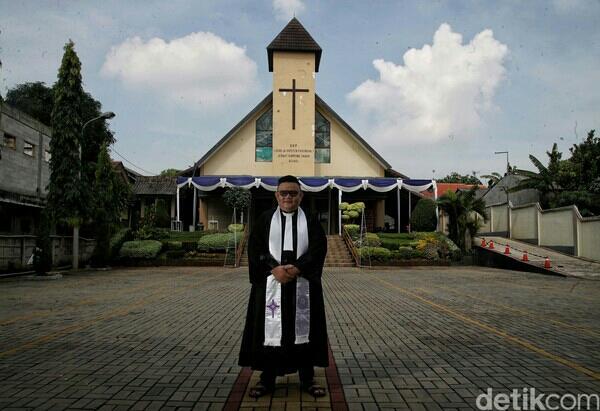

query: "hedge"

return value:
[119, 240, 163, 259]
[357, 246, 391, 261]
[197, 233, 241, 252]
[380, 237, 419, 250]
[392, 247, 424, 260]
[410, 198, 438, 232]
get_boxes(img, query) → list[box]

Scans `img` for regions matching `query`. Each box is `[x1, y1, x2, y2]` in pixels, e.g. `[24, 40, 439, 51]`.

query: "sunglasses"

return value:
[278, 190, 300, 198]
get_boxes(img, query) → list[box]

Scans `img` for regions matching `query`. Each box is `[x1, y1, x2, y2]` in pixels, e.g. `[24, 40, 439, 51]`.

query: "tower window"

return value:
[315, 111, 330, 163]
[256, 108, 272, 162]
[24, 141, 35, 157]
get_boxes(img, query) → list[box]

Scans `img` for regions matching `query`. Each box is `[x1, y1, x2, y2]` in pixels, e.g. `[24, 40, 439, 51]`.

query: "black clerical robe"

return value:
[238, 207, 329, 374]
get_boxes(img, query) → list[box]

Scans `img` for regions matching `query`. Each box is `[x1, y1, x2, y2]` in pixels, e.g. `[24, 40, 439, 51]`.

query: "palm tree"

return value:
[511, 143, 562, 207]
[437, 187, 488, 251]
[481, 172, 503, 187]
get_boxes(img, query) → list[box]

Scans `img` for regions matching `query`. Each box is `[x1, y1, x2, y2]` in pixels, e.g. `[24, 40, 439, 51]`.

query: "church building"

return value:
[176, 18, 436, 234]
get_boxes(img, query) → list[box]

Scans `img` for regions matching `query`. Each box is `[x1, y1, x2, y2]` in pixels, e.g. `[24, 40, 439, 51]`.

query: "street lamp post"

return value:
[73, 111, 115, 270]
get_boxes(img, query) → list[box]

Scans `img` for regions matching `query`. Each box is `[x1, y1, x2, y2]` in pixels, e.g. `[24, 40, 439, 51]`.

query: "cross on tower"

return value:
[278, 79, 309, 130]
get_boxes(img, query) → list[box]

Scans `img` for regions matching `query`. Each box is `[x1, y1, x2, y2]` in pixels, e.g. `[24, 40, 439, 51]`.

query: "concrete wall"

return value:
[511, 205, 537, 242]
[539, 207, 575, 254]
[0, 103, 52, 197]
[479, 202, 600, 261]
[0, 234, 95, 270]
[491, 204, 509, 234]
[578, 217, 600, 261]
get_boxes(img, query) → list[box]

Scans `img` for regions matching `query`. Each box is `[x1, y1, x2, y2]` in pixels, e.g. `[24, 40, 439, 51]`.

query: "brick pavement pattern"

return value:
[0, 266, 599, 410]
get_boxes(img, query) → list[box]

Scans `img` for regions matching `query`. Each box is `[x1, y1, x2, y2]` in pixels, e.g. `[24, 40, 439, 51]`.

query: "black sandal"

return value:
[248, 381, 272, 398]
[302, 381, 327, 397]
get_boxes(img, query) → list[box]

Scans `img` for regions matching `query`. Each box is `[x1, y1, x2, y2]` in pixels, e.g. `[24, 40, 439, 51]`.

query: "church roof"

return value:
[267, 17, 322, 72]
[182, 93, 407, 178]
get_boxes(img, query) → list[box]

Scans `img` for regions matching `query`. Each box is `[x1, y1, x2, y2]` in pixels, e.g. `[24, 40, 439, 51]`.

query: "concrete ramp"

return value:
[474, 236, 600, 280]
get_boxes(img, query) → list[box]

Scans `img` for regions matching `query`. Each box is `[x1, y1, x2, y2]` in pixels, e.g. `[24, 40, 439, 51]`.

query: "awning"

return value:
[176, 176, 436, 193]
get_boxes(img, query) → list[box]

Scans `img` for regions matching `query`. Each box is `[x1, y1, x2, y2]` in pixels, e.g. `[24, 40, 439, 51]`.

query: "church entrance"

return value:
[247, 188, 335, 234]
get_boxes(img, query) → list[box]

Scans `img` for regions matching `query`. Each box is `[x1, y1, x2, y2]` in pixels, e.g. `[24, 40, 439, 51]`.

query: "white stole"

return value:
[264, 207, 310, 346]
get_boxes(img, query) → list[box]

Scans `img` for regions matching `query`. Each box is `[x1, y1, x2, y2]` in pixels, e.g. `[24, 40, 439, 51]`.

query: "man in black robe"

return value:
[239, 175, 328, 398]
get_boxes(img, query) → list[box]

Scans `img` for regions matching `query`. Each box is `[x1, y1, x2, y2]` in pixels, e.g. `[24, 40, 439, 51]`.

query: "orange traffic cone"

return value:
[481, 238, 487, 247]
[522, 250, 529, 262]
[504, 244, 511, 255]
[489, 240, 495, 249]
[544, 257, 552, 269]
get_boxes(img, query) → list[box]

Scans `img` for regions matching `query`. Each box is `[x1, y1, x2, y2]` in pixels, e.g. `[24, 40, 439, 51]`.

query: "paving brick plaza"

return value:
[1, 266, 599, 410]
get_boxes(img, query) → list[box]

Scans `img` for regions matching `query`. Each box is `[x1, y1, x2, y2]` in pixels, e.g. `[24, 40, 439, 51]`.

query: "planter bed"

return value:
[358, 259, 451, 267]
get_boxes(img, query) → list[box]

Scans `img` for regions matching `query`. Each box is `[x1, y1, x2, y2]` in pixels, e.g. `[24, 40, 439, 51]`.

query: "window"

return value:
[44, 150, 51, 162]
[256, 108, 273, 162]
[24, 141, 35, 157]
[315, 111, 330, 163]
[4, 134, 16, 150]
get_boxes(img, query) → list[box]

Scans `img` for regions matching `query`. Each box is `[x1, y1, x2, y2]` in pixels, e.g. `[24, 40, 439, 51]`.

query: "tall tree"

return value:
[91, 144, 129, 266]
[160, 168, 181, 177]
[48, 40, 84, 269]
[5, 82, 54, 125]
[511, 143, 562, 208]
[5, 81, 114, 221]
[569, 130, 600, 191]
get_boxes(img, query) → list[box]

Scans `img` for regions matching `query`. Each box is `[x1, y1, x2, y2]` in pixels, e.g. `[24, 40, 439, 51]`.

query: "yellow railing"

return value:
[341, 226, 360, 267]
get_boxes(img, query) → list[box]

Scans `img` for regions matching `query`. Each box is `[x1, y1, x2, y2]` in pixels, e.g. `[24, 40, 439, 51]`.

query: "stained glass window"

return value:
[315, 111, 330, 163]
[256, 109, 272, 162]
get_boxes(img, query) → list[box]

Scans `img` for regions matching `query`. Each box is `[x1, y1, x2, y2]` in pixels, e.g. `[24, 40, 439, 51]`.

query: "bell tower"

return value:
[267, 18, 322, 176]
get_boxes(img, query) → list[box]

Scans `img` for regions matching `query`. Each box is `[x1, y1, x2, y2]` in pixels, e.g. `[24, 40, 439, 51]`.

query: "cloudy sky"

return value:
[1, 0, 599, 179]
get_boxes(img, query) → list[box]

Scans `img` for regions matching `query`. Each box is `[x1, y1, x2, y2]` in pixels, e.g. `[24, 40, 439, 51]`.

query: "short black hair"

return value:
[278, 175, 300, 187]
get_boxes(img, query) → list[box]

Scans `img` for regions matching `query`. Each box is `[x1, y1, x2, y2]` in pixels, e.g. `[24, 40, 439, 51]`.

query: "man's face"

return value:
[276, 182, 303, 213]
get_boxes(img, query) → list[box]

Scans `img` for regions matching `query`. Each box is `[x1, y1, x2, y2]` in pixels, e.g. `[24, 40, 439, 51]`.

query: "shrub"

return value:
[197, 233, 241, 252]
[341, 202, 365, 223]
[228, 224, 244, 233]
[378, 232, 415, 240]
[344, 224, 360, 240]
[392, 246, 424, 260]
[354, 232, 381, 247]
[109, 228, 132, 259]
[135, 226, 169, 241]
[357, 246, 391, 262]
[119, 240, 163, 259]
[410, 198, 438, 232]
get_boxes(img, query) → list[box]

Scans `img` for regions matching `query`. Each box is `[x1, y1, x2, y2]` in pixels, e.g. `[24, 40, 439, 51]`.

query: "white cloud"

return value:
[347, 23, 508, 144]
[273, 0, 305, 21]
[101, 32, 258, 109]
